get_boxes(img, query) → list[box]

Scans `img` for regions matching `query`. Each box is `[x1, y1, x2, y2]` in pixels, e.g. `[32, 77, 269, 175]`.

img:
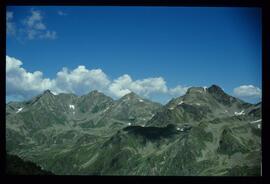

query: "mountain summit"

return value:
[6, 85, 261, 176]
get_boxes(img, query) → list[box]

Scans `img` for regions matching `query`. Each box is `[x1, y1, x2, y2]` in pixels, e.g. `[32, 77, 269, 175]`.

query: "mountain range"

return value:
[6, 84, 261, 175]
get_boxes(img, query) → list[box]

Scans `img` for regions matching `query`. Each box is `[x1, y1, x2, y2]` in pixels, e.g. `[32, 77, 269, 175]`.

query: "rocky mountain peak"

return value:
[121, 92, 140, 100]
[43, 89, 53, 95]
[208, 84, 224, 94]
[186, 87, 206, 94]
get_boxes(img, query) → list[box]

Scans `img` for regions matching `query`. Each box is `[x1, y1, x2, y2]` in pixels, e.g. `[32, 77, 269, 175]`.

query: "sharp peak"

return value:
[209, 84, 222, 89]
[121, 91, 140, 99]
[43, 89, 53, 95]
[208, 84, 225, 93]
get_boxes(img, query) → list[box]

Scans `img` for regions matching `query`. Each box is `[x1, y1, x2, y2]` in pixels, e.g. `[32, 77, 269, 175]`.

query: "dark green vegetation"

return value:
[6, 154, 54, 175]
[6, 85, 261, 175]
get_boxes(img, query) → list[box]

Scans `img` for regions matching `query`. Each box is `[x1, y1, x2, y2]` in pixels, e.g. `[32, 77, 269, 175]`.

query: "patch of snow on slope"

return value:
[203, 86, 207, 92]
[103, 107, 110, 112]
[51, 91, 58, 95]
[258, 124, 261, 129]
[69, 105, 75, 110]
[178, 101, 184, 105]
[169, 107, 174, 110]
[128, 123, 131, 126]
[234, 110, 245, 116]
[196, 103, 200, 106]
[139, 99, 144, 102]
[177, 127, 184, 131]
[16, 107, 23, 113]
[250, 119, 262, 124]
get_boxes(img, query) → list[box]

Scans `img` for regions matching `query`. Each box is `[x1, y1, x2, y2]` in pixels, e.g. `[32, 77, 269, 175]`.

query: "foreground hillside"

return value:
[6, 85, 261, 175]
[6, 154, 54, 175]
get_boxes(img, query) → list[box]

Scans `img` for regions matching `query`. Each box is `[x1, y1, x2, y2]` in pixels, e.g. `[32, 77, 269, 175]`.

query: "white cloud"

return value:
[169, 85, 189, 97]
[57, 11, 67, 16]
[39, 30, 57, 39]
[6, 55, 192, 102]
[233, 85, 261, 98]
[7, 9, 57, 40]
[108, 74, 168, 98]
[6, 11, 16, 35]
[53, 65, 110, 95]
[23, 9, 57, 40]
[25, 9, 44, 28]
[6, 56, 53, 99]
[108, 74, 132, 97]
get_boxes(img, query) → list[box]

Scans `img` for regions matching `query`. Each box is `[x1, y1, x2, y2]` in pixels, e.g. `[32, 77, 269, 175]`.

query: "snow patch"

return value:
[169, 107, 174, 110]
[103, 107, 110, 112]
[69, 105, 75, 110]
[128, 123, 131, 126]
[258, 124, 261, 129]
[203, 86, 207, 92]
[234, 110, 245, 116]
[51, 91, 58, 95]
[176, 127, 184, 132]
[139, 99, 144, 102]
[16, 107, 23, 113]
[178, 101, 184, 105]
[250, 119, 262, 124]
[196, 103, 200, 106]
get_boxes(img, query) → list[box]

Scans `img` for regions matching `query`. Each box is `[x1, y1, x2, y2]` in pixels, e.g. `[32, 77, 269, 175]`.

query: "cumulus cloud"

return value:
[6, 11, 16, 35]
[233, 85, 261, 98]
[169, 85, 189, 97]
[6, 55, 191, 102]
[53, 65, 110, 95]
[6, 56, 53, 99]
[22, 9, 57, 40]
[108, 74, 168, 98]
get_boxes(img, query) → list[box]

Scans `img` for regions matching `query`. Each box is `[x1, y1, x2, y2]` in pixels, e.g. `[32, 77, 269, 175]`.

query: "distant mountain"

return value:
[146, 85, 255, 127]
[6, 85, 261, 175]
[97, 92, 162, 128]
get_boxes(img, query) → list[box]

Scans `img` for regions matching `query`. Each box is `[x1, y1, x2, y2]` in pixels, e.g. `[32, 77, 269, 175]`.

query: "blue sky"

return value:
[6, 6, 262, 104]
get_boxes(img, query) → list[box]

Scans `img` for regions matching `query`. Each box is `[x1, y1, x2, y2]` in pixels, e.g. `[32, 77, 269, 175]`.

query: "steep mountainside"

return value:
[6, 85, 261, 175]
